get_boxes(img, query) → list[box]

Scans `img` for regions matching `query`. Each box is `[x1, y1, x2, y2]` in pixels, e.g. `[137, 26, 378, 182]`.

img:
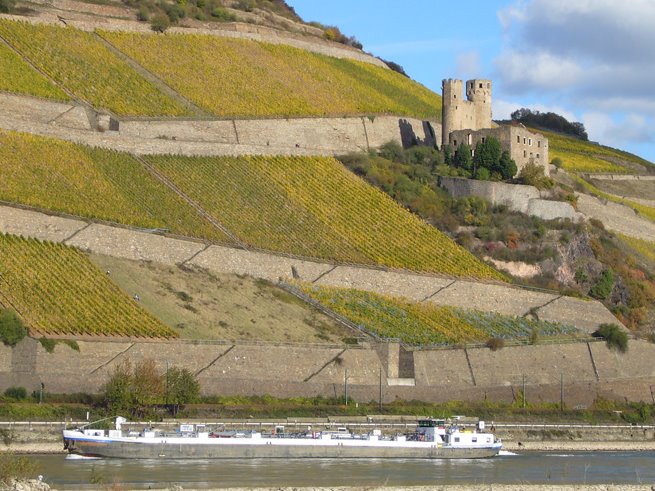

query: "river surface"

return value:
[28, 452, 655, 488]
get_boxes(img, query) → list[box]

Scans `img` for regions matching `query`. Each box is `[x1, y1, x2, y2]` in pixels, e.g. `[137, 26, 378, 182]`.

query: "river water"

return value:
[28, 452, 655, 488]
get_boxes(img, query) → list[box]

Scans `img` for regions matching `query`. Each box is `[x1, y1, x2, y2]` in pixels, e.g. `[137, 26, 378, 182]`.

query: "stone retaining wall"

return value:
[0, 204, 620, 334]
[3, 336, 655, 405]
[575, 193, 655, 241]
[440, 177, 581, 221]
[0, 93, 439, 156]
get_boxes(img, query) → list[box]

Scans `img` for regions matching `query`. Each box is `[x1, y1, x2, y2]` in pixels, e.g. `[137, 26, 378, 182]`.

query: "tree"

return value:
[497, 150, 518, 179]
[102, 358, 164, 418]
[150, 12, 170, 32]
[166, 367, 200, 417]
[452, 143, 472, 171]
[0, 309, 27, 347]
[0, 0, 15, 13]
[473, 137, 501, 173]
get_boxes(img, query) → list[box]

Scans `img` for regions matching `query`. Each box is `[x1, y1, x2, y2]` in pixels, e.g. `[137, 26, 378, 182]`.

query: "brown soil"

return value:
[89, 254, 355, 344]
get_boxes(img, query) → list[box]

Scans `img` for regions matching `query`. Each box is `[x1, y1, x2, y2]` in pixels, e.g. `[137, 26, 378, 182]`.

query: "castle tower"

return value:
[441, 78, 492, 148]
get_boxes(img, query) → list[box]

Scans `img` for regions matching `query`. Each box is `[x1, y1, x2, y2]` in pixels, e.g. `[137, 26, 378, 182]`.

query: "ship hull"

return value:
[64, 433, 501, 460]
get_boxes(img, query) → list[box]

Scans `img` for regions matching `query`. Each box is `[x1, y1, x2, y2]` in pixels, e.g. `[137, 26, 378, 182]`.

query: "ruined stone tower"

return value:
[441, 79, 492, 147]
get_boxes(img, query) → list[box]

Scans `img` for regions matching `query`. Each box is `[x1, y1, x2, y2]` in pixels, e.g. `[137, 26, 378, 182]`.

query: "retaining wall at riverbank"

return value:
[3, 336, 655, 405]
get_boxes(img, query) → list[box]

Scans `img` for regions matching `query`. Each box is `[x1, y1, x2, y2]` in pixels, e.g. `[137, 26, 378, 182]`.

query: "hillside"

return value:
[0, 18, 439, 119]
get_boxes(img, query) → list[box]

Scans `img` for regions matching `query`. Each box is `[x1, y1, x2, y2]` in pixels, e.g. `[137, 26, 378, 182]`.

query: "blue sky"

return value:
[290, 0, 655, 163]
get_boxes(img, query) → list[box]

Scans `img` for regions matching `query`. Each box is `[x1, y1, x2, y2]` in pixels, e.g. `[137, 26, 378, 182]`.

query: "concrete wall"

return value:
[3, 337, 655, 405]
[0, 93, 439, 156]
[440, 177, 580, 221]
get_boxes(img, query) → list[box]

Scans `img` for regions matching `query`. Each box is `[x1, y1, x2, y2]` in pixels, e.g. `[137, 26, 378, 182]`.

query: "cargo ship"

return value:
[63, 417, 502, 459]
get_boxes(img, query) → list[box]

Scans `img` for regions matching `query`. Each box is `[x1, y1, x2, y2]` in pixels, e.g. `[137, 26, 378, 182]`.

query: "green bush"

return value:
[516, 161, 554, 189]
[39, 337, 57, 353]
[590, 268, 614, 300]
[486, 337, 505, 351]
[0, 453, 37, 484]
[0, 0, 15, 13]
[150, 12, 171, 32]
[594, 323, 628, 353]
[211, 6, 236, 21]
[3, 387, 27, 401]
[0, 309, 27, 347]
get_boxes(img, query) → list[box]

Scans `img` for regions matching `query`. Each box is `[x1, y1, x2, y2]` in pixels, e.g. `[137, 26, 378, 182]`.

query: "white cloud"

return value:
[583, 112, 654, 146]
[494, 0, 655, 161]
[454, 51, 481, 80]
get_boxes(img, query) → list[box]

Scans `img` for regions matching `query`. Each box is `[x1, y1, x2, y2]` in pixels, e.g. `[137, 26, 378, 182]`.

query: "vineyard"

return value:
[0, 131, 229, 242]
[0, 233, 177, 338]
[619, 234, 655, 264]
[100, 31, 440, 119]
[297, 284, 584, 346]
[545, 130, 651, 173]
[146, 154, 504, 279]
[0, 20, 190, 116]
[0, 40, 69, 101]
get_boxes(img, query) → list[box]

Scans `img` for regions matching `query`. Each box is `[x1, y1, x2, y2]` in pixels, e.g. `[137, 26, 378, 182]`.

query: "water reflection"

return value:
[30, 452, 655, 488]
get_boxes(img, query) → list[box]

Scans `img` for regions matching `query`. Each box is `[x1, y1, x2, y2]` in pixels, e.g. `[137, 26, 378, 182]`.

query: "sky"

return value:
[290, 0, 655, 163]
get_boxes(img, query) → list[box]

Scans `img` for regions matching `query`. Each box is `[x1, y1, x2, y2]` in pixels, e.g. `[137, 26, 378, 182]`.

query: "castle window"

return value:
[530, 152, 533, 157]
[538, 141, 541, 147]
[537, 154, 540, 159]
[529, 138, 532, 146]
[517, 135, 520, 143]
[453, 139, 457, 146]
[523, 138, 526, 144]
[524, 150, 527, 157]
[467, 134, 472, 145]
[454, 94, 457, 99]
[479, 83, 483, 88]
[481, 137, 486, 143]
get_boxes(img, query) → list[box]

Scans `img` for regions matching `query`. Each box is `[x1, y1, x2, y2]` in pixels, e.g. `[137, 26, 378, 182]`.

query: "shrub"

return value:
[211, 6, 236, 21]
[0, 453, 37, 484]
[0, 0, 15, 13]
[594, 323, 628, 353]
[3, 387, 27, 401]
[150, 13, 170, 32]
[39, 337, 57, 353]
[551, 157, 563, 168]
[486, 337, 505, 351]
[0, 309, 27, 347]
[516, 161, 553, 190]
[590, 268, 614, 300]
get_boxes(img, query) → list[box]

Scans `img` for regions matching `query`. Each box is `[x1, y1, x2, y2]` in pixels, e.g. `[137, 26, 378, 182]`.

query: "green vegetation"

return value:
[0, 20, 191, 116]
[0, 41, 69, 100]
[516, 161, 554, 190]
[102, 358, 199, 418]
[101, 30, 440, 118]
[511, 108, 588, 140]
[594, 323, 628, 353]
[0, 453, 37, 485]
[0, 309, 27, 346]
[3, 387, 27, 401]
[545, 130, 652, 173]
[589, 268, 614, 300]
[147, 154, 502, 279]
[0, 233, 177, 338]
[619, 235, 655, 263]
[296, 283, 583, 346]
[0, 131, 228, 242]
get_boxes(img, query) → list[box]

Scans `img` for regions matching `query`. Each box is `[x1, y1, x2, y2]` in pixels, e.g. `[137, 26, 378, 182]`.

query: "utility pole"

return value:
[560, 373, 564, 412]
[379, 368, 383, 411]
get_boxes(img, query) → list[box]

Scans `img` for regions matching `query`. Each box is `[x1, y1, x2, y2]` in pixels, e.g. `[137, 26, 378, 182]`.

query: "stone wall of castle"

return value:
[439, 177, 579, 221]
[441, 79, 492, 147]
[448, 126, 550, 175]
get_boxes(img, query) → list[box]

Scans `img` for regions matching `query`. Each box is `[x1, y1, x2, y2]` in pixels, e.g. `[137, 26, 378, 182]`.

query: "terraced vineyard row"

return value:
[0, 40, 69, 101]
[0, 131, 229, 242]
[101, 31, 440, 119]
[545, 130, 651, 173]
[619, 234, 655, 263]
[0, 20, 190, 116]
[147, 154, 503, 279]
[297, 284, 584, 346]
[0, 233, 177, 338]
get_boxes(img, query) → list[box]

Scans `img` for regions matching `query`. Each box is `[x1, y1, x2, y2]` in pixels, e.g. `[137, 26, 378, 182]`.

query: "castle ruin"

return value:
[442, 79, 549, 176]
